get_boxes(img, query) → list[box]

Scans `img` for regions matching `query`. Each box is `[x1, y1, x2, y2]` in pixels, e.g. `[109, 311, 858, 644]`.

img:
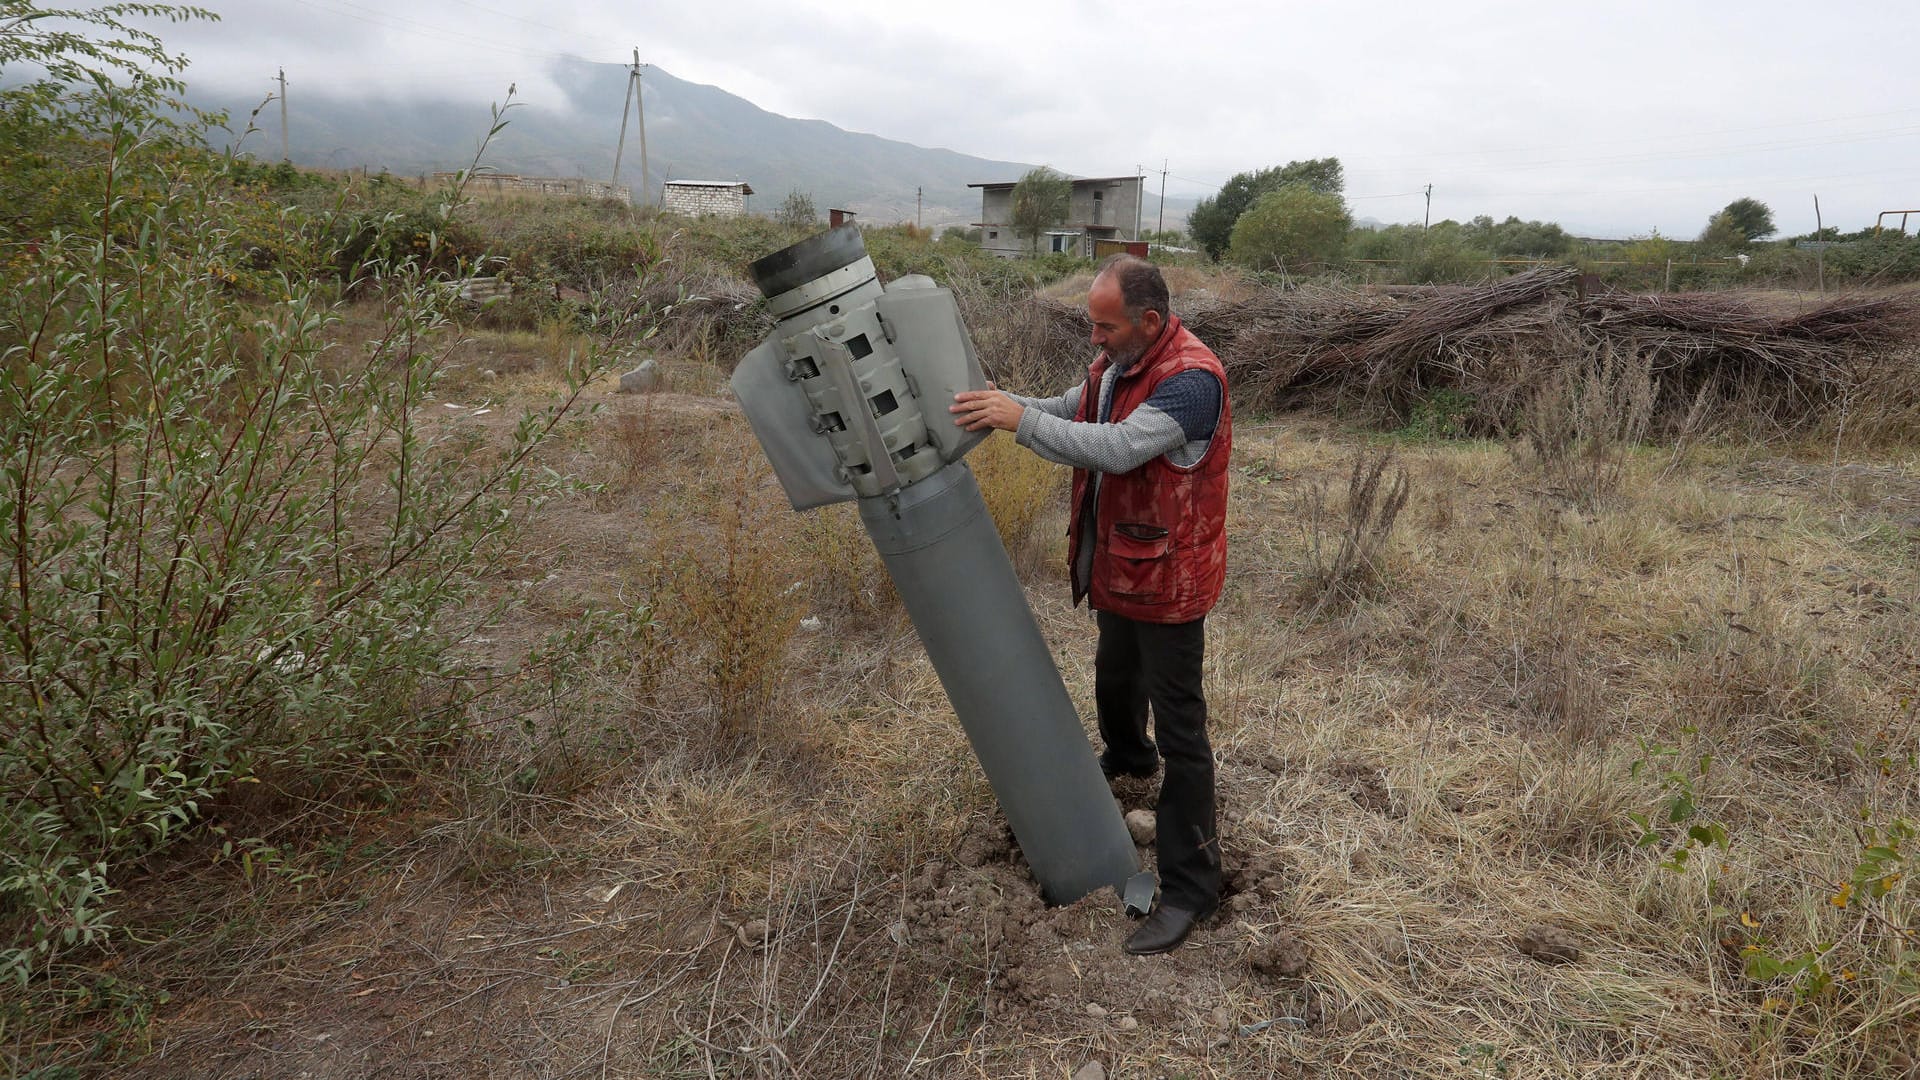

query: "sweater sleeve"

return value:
[1013, 403, 1188, 473]
[1005, 383, 1082, 421]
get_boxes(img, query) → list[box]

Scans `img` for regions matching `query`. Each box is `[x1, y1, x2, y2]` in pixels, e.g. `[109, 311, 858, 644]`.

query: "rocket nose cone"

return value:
[749, 224, 869, 299]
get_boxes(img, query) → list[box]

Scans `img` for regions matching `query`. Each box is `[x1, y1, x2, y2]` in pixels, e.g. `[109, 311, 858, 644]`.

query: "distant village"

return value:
[434, 170, 1162, 260]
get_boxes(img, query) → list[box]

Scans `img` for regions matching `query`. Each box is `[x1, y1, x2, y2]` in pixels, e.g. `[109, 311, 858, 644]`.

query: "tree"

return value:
[1187, 157, 1345, 260]
[1010, 166, 1072, 255]
[1697, 211, 1747, 254]
[1227, 185, 1351, 271]
[1490, 216, 1573, 258]
[776, 189, 817, 228]
[1719, 197, 1776, 243]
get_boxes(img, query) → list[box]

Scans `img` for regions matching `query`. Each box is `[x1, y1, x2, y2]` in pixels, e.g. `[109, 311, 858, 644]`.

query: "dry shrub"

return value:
[794, 502, 895, 625]
[969, 434, 1067, 574]
[1513, 345, 1655, 509]
[662, 468, 807, 755]
[601, 402, 665, 496]
[1295, 448, 1412, 618]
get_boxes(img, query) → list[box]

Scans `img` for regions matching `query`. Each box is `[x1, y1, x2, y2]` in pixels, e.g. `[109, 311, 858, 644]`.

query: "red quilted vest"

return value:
[1067, 315, 1232, 623]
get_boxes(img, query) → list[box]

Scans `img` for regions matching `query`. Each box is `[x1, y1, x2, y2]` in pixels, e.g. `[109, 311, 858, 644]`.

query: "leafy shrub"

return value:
[1228, 185, 1351, 272]
[0, 6, 583, 984]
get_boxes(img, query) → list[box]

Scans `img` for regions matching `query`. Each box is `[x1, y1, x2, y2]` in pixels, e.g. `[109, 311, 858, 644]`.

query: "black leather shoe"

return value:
[1125, 904, 1200, 955]
[1099, 753, 1158, 781]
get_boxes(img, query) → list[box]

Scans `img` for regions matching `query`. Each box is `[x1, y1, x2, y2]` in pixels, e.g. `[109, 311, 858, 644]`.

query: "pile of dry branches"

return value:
[989, 269, 1920, 434]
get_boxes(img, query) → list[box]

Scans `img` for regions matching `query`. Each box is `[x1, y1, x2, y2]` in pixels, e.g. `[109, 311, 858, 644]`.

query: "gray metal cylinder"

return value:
[858, 463, 1139, 904]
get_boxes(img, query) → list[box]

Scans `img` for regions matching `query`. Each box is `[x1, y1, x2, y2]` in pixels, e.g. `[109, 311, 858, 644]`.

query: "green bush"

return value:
[0, 5, 584, 985]
[1228, 185, 1351, 272]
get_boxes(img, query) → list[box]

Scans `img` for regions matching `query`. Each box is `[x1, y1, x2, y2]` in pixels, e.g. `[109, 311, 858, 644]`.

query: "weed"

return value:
[1295, 448, 1411, 618]
[1514, 345, 1655, 509]
[1499, 554, 1605, 740]
[1627, 730, 1729, 875]
[1402, 388, 1477, 440]
[665, 466, 806, 754]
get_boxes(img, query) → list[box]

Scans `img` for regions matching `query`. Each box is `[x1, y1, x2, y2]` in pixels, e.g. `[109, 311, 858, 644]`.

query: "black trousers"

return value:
[1094, 610, 1219, 914]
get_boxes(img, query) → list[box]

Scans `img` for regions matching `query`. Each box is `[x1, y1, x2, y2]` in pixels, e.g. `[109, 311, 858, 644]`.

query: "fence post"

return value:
[1664, 258, 1673, 292]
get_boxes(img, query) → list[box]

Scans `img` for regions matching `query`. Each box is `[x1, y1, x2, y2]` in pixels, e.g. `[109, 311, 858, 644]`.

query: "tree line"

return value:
[995, 156, 1920, 286]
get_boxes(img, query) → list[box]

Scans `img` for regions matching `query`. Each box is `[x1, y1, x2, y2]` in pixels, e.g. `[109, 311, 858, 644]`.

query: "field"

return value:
[3, 38, 1919, 1067]
[8, 247, 1918, 1077]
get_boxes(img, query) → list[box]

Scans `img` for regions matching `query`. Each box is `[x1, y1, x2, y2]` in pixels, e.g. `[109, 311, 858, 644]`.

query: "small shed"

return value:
[661, 180, 754, 218]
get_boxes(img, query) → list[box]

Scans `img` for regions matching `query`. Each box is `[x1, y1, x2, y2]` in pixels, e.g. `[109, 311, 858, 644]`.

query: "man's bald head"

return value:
[1088, 255, 1171, 367]
[1094, 254, 1171, 328]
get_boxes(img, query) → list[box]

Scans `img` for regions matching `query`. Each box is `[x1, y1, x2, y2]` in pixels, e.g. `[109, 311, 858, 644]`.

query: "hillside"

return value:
[192, 56, 1195, 230]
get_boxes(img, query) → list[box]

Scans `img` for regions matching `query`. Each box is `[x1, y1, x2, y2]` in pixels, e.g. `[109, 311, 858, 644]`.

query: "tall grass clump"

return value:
[1513, 346, 1655, 509]
[1294, 448, 1411, 618]
[0, 5, 586, 984]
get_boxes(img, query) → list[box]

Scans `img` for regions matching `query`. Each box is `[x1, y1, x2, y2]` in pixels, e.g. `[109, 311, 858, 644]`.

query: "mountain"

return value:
[193, 58, 1194, 232]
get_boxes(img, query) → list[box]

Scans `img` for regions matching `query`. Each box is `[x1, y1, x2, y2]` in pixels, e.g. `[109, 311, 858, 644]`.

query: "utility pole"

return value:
[916, 186, 922, 230]
[612, 49, 649, 206]
[1423, 184, 1433, 230]
[1156, 159, 1168, 236]
[278, 68, 289, 162]
[1813, 193, 1826, 296]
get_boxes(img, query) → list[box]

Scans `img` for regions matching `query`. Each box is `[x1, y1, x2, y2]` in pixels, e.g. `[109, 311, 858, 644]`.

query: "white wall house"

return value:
[661, 180, 754, 217]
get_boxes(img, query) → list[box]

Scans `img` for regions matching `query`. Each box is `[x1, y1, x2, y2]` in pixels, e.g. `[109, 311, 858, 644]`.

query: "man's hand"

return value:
[950, 382, 1022, 433]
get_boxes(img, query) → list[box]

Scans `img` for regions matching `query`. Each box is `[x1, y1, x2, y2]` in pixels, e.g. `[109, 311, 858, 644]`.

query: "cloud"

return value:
[133, 0, 1920, 236]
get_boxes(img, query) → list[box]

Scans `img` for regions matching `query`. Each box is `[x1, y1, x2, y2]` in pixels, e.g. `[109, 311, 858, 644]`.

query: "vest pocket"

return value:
[1106, 523, 1173, 601]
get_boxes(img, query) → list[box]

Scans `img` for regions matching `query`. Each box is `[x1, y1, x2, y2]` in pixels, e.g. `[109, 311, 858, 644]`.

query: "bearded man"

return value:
[951, 254, 1231, 955]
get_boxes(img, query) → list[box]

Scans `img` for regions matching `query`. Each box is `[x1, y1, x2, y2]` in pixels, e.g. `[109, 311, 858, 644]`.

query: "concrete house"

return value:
[661, 180, 754, 217]
[968, 175, 1144, 258]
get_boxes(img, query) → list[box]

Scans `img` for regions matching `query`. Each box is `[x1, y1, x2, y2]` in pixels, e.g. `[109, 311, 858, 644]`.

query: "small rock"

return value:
[479, 368, 498, 380]
[1124, 809, 1156, 846]
[1084, 1002, 1108, 1019]
[1209, 1034, 1232, 1050]
[619, 359, 663, 394]
[799, 615, 823, 632]
[1071, 1063, 1106, 1080]
[1115, 1015, 1139, 1032]
[1515, 924, 1581, 965]
[887, 920, 909, 947]
[1210, 1006, 1232, 1030]
[736, 919, 770, 951]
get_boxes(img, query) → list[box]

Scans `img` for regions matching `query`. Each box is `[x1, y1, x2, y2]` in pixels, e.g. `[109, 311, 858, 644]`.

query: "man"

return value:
[950, 255, 1231, 955]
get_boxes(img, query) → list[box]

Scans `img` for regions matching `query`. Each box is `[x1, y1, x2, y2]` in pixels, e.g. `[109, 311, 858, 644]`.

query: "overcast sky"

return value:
[146, 0, 1919, 238]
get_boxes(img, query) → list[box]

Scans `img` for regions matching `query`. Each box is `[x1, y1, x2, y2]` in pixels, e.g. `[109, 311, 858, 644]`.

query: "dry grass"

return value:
[9, 281, 1920, 1080]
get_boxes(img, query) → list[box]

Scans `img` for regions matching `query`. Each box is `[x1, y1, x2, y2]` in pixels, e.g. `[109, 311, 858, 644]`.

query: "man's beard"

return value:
[1107, 341, 1148, 370]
